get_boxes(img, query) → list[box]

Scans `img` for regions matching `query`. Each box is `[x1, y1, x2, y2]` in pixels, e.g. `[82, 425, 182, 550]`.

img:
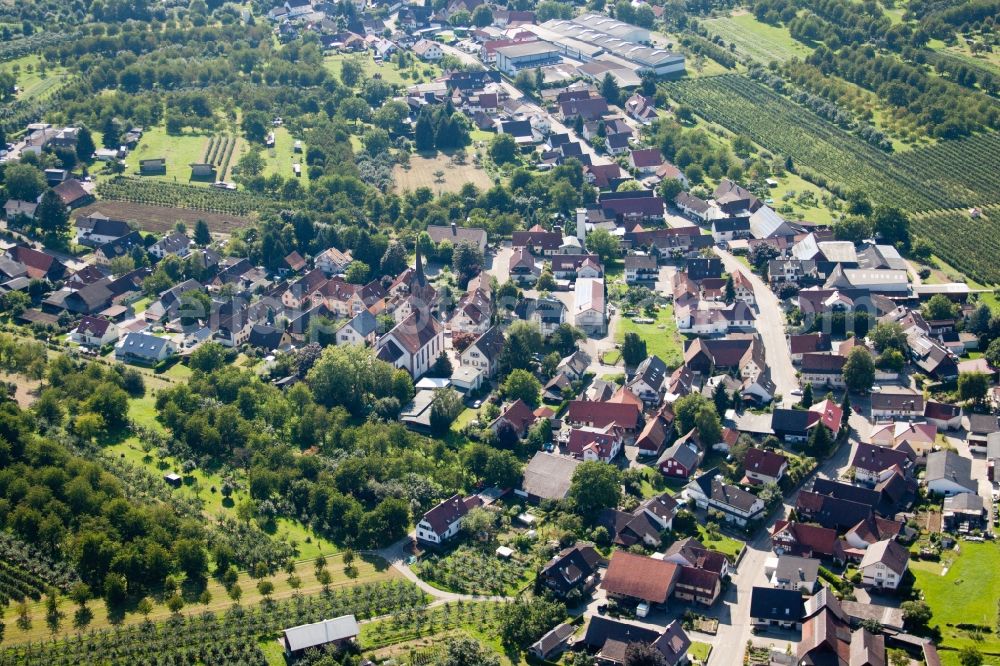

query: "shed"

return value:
[164, 472, 182, 488]
[282, 615, 359, 656]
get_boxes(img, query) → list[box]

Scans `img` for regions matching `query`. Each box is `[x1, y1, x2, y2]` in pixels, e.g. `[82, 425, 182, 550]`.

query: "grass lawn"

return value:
[4, 54, 69, 101]
[766, 172, 840, 225]
[689, 641, 712, 663]
[3, 552, 394, 647]
[129, 124, 213, 183]
[615, 305, 683, 369]
[453, 407, 480, 432]
[261, 125, 309, 185]
[394, 152, 494, 194]
[702, 12, 812, 63]
[324, 53, 440, 87]
[912, 541, 1000, 662]
[638, 465, 687, 498]
[695, 524, 745, 560]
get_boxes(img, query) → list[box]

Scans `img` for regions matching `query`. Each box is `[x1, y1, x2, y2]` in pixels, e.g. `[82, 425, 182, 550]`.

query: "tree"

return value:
[380, 241, 408, 277]
[834, 216, 872, 244]
[340, 57, 364, 87]
[842, 347, 875, 393]
[500, 321, 543, 372]
[103, 573, 127, 605]
[497, 596, 565, 648]
[76, 126, 96, 162]
[257, 580, 274, 600]
[984, 338, 1000, 369]
[600, 72, 621, 106]
[724, 273, 735, 304]
[659, 177, 683, 201]
[922, 294, 957, 321]
[166, 594, 184, 614]
[429, 388, 463, 436]
[958, 647, 983, 666]
[870, 206, 910, 250]
[587, 227, 618, 263]
[440, 637, 501, 666]
[800, 382, 814, 408]
[192, 219, 212, 246]
[807, 422, 832, 456]
[234, 148, 265, 180]
[452, 241, 483, 288]
[624, 642, 668, 666]
[430, 350, 453, 378]
[175, 538, 208, 580]
[345, 260, 370, 284]
[536, 269, 556, 291]
[871, 322, 907, 353]
[137, 597, 153, 619]
[70, 583, 91, 609]
[36, 189, 70, 245]
[3, 163, 46, 201]
[712, 380, 730, 416]
[621, 331, 647, 367]
[307, 344, 396, 416]
[502, 369, 542, 407]
[901, 600, 932, 630]
[958, 372, 989, 407]
[240, 111, 270, 143]
[489, 133, 518, 165]
[568, 461, 621, 518]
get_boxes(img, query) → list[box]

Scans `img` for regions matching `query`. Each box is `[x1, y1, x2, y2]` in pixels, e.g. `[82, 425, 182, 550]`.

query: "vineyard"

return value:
[0, 532, 79, 597]
[910, 205, 1000, 284]
[202, 135, 239, 181]
[664, 75, 1000, 212]
[96, 177, 272, 217]
[0, 580, 427, 665]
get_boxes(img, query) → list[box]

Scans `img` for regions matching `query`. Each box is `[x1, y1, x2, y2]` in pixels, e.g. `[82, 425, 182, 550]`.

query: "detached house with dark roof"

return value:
[415, 494, 484, 548]
[75, 213, 132, 248]
[742, 448, 788, 486]
[115, 332, 177, 365]
[95, 231, 143, 267]
[538, 543, 605, 598]
[686, 469, 766, 527]
[71, 315, 119, 347]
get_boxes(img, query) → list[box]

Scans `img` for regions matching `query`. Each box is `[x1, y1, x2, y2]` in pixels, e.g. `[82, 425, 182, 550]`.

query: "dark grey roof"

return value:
[774, 555, 819, 585]
[522, 452, 581, 500]
[749, 586, 805, 622]
[630, 354, 667, 390]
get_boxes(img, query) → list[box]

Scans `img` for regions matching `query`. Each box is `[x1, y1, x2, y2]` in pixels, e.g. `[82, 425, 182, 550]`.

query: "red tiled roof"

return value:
[601, 552, 679, 604]
[566, 400, 641, 430]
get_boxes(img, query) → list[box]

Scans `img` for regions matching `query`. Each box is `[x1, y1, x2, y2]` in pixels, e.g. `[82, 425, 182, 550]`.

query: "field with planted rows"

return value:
[665, 75, 1000, 212]
[911, 205, 1000, 284]
[96, 177, 273, 216]
[0, 580, 427, 666]
[702, 13, 812, 63]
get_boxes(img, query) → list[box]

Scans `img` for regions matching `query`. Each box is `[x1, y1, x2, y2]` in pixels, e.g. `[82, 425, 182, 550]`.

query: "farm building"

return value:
[139, 158, 167, 175]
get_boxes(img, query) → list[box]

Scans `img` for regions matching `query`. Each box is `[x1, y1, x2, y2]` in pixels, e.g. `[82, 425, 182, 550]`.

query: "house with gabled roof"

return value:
[925, 450, 976, 496]
[94, 231, 143, 267]
[657, 429, 702, 479]
[742, 448, 788, 486]
[686, 469, 766, 527]
[460, 325, 503, 377]
[115, 331, 177, 365]
[602, 551, 680, 607]
[75, 213, 131, 247]
[565, 399, 642, 435]
[566, 424, 623, 463]
[415, 494, 484, 548]
[750, 586, 805, 630]
[335, 310, 377, 347]
[518, 451, 581, 503]
[770, 520, 846, 562]
[6, 245, 66, 281]
[626, 354, 668, 405]
[850, 442, 913, 486]
[538, 543, 605, 598]
[845, 514, 904, 553]
[71, 315, 119, 347]
[859, 538, 909, 589]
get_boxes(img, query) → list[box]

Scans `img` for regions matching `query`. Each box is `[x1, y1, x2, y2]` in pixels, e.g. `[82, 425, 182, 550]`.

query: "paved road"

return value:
[716, 248, 799, 406]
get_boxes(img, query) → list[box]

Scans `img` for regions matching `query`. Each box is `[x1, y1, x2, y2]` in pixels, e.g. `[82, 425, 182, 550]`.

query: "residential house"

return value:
[459, 325, 503, 377]
[71, 316, 119, 347]
[871, 388, 924, 420]
[798, 593, 885, 666]
[581, 617, 690, 666]
[966, 413, 999, 452]
[551, 254, 602, 280]
[248, 324, 291, 352]
[538, 543, 605, 598]
[674, 192, 712, 222]
[850, 442, 913, 486]
[769, 555, 820, 593]
[492, 399, 537, 442]
[711, 217, 750, 242]
[515, 296, 566, 336]
[685, 470, 766, 527]
[512, 225, 562, 255]
[844, 514, 904, 552]
[148, 233, 192, 260]
[770, 520, 846, 562]
[599, 494, 678, 549]
[508, 248, 541, 284]
[376, 312, 445, 378]
[601, 552, 680, 608]
[529, 624, 575, 662]
[52, 179, 93, 208]
[657, 430, 702, 479]
[628, 148, 663, 175]
[6, 246, 66, 281]
[626, 355, 668, 405]
[661, 537, 732, 579]
[115, 332, 177, 365]
[624, 93, 658, 124]
[415, 494, 484, 548]
[75, 213, 131, 247]
[673, 565, 722, 606]
[412, 39, 443, 60]
[858, 538, 908, 590]
[426, 223, 487, 253]
[742, 448, 788, 486]
[789, 333, 831, 363]
[635, 406, 674, 457]
[942, 493, 985, 531]
[315, 247, 354, 276]
[335, 310, 378, 346]
[749, 587, 806, 630]
[924, 401, 962, 431]
[624, 254, 658, 284]
[800, 353, 847, 388]
[94, 231, 143, 267]
[770, 408, 814, 443]
[565, 400, 642, 436]
[557, 349, 591, 381]
[566, 425, 623, 463]
[925, 450, 976, 496]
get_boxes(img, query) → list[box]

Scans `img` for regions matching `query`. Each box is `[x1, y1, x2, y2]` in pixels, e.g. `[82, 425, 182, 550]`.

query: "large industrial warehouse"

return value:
[495, 41, 563, 75]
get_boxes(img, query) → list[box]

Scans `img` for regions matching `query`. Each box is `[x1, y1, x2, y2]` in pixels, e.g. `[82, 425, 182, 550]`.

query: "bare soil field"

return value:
[393, 152, 494, 194]
[74, 201, 251, 236]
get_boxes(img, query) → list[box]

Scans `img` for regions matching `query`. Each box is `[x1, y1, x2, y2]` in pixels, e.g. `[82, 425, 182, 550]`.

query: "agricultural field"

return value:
[261, 126, 308, 184]
[197, 133, 241, 182]
[73, 201, 251, 236]
[127, 125, 214, 183]
[393, 152, 494, 194]
[324, 53, 440, 87]
[910, 205, 1000, 285]
[96, 176, 276, 217]
[3, 54, 69, 102]
[615, 305, 684, 370]
[911, 541, 1000, 663]
[0, 579, 421, 665]
[665, 75, 1000, 213]
[702, 12, 812, 63]
[415, 546, 535, 596]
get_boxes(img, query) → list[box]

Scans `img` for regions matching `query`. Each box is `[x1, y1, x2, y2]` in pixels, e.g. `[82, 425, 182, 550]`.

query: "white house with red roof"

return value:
[742, 448, 788, 486]
[808, 399, 843, 437]
[376, 312, 445, 378]
[71, 315, 119, 347]
[415, 494, 484, 547]
[566, 425, 623, 463]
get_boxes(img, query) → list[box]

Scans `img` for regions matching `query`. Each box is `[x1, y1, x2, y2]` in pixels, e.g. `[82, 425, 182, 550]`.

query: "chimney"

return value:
[576, 208, 587, 246]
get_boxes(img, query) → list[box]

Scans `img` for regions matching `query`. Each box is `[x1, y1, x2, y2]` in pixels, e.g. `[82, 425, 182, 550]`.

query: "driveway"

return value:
[716, 248, 799, 405]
